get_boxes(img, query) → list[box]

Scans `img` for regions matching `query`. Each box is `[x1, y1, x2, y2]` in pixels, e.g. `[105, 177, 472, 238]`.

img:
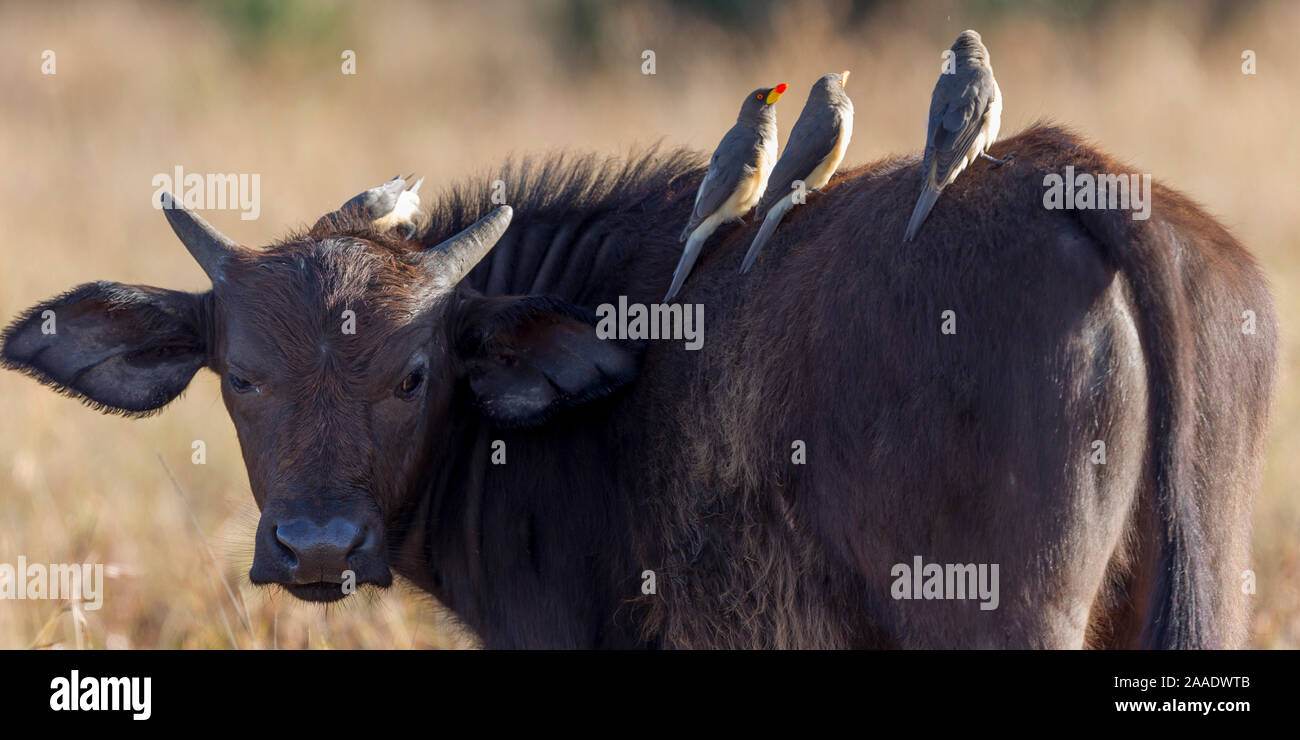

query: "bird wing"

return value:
[342, 175, 408, 220]
[681, 124, 759, 240]
[759, 107, 843, 213]
[924, 68, 994, 188]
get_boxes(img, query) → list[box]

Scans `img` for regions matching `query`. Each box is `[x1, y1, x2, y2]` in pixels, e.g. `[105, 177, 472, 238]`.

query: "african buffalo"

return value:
[0, 125, 1275, 648]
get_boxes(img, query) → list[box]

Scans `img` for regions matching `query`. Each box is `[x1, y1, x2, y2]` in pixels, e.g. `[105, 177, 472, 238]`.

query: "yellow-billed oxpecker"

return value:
[740, 71, 853, 274]
[665, 83, 787, 301]
[903, 30, 1013, 242]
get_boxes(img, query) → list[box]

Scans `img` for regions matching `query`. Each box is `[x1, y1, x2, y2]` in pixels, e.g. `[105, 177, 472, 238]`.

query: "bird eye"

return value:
[396, 367, 425, 399]
[228, 373, 255, 393]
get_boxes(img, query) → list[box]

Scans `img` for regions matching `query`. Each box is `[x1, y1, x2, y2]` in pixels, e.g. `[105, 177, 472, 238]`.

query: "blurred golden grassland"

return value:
[0, 0, 1295, 648]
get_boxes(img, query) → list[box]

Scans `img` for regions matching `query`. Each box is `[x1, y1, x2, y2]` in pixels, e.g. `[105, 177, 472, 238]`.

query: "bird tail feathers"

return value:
[740, 194, 796, 274]
[904, 186, 941, 242]
[665, 215, 721, 301]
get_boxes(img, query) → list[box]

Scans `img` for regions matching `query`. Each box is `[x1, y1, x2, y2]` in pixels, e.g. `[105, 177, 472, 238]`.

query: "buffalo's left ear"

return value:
[452, 294, 640, 428]
[0, 281, 209, 416]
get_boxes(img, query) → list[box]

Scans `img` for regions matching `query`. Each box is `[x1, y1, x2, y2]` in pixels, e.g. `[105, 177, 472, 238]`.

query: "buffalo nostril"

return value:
[272, 526, 299, 566]
[273, 518, 363, 584]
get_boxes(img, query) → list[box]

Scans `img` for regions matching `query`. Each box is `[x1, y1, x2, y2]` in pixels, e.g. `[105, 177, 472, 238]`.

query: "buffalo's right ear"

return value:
[0, 281, 209, 416]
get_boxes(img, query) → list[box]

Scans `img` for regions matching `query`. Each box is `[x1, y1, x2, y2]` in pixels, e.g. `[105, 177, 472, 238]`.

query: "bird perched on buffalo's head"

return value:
[903, 29, 1013, 242]
[317, 173, 425, 238]
[665, 83, 787, 301]
[740, 71, 853, 274]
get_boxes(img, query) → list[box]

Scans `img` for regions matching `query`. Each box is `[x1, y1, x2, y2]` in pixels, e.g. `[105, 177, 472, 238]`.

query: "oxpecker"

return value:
[321, 174, 426, 238]
[740, 71, 853, 274]
[665, 83, 786, 301]
[903, 30, 1012, 242]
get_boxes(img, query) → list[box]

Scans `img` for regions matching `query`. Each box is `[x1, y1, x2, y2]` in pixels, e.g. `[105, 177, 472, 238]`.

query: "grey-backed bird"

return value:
[665, 83, 787, 301]
[740, 71, 853, 274]
[903, 30, 1012, 242]
[323, 174, 425, 237]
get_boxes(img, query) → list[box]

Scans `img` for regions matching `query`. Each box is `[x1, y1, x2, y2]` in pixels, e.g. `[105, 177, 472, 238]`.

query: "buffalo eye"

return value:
[228, 373, 255, 394]
[396, 366, 425, 399]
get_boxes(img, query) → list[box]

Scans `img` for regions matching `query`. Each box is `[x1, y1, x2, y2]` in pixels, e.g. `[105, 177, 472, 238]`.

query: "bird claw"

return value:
[984, 151, 1018, 170]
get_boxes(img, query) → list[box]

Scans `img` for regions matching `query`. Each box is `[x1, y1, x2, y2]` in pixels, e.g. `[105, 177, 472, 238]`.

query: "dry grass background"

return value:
[0, 0, 1295, 648]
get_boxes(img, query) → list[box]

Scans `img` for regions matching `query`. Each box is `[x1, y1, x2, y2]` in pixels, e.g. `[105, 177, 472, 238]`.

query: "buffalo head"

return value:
[0, 181, 639, 602]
